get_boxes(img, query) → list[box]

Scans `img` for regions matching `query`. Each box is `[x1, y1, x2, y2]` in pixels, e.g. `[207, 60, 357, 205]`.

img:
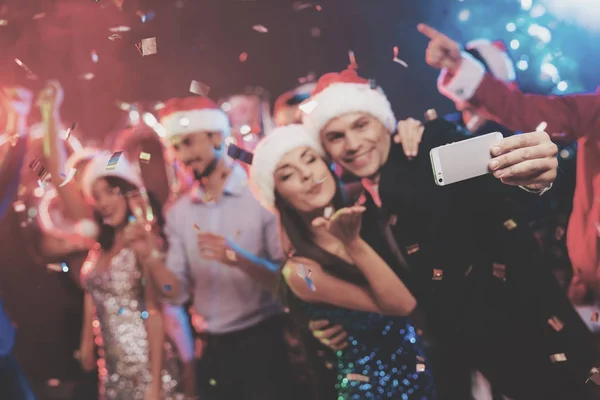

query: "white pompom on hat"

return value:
[249, 124, 324, 213]
[302, 68, 396, 153]
[464, 39, 516, 82]
[80, 151, 144, 200]
[158, 96, 231, 139]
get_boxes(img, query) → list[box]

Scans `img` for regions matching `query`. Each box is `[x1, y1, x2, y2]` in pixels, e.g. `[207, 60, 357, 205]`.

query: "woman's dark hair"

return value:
[274, 170, 366, 286]
[93, 176, 166, 251]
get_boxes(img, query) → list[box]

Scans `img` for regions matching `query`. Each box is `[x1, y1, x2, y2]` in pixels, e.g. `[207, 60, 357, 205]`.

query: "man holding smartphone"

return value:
[300, 67, 598, 399]
[419, 23, 600, 314]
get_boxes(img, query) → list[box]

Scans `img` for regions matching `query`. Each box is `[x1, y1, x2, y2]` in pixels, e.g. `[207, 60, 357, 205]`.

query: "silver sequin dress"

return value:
[84, 247, 181, 400]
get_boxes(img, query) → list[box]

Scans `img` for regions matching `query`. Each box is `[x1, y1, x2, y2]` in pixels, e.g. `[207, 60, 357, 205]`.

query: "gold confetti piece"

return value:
[348, 50, 357, 68]
[550, 353, 567, 363]
[189, 80, 210, 96]
[346, 374, 370, 382]
[225, 249, 237, 262]
[193, 224, 201, 231]
[503, 219, 517, 231]
[115, 100, 131, 111]
[108, 34, 122, 41]
[432, 269, 443, 281]
[591, 312, 599, 322]
[252, 24, 268, 33]
[139, 152, 151, 163]
[388, 215, 398, 227]
[548, 316, 564, 332]
[535, 121, 547, 132]
[239, 52, 248, 62]
[323, 206, 333, 219]
[59, 168, 77, 188]
[136, 37, 157, 56]
[406, 243, 419, 255]
[492, 263, 506, 280]
[465, 264, 473, 276]
[298, 100, 318, 115]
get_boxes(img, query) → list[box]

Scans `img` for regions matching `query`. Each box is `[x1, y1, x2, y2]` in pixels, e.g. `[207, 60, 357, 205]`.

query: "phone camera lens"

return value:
[438, 178, 443, 183]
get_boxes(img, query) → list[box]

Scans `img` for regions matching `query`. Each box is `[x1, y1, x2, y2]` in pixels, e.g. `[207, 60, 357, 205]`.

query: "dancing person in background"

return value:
[249, 124, 437, 399]
[78, 152, 182, 400]
[419, 23, 600, 300]
[300, 67, 598, 399]
[155, 96, 291, 400]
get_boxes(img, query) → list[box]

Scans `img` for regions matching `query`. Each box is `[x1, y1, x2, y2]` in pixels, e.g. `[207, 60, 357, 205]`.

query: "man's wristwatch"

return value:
[519, 182, 553, 196]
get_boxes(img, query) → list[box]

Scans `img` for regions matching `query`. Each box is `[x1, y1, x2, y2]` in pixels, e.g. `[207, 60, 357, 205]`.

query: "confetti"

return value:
[535, 121, 547, 132]
[115, 101, 131, 111]
[548, 316, 564, 332]
[348, 50, 357, 69]
[91, 50, 99, 63]
[46, 263, 62, 272]
[14, 58, 37, 79]
[424, 109, 438, 121]
[464, 264, 473, 276]
[136, 10, 156, 23]
[503, 219, 517, 231]
[225, 249, 238, 262]
[392, 46, 408, 67]
[406, 243, 419, 255]
[316, 4, 322, 11]
[33, 12, 46, 20]
[586, 371, 600, 385]
[163, 284, 172, 291]
[432, 269, 443, 281]
[141, 311, 149, 319]
[293, 2, 313, 11]
[323, 206, 333, 219]
[298, 100, 318, 115]
[59, 168, 77, 187]
[189, 80, 211, 96]
[29, 158, 49, 181]
[80, 73, 95, 80]
[139, 152, 151, 163]
[109, 26, 131, 33]
[136, 37, 157, 56]
[209, 379, 217, 387]
[193, 224, 201, 231]
[64, 122, 77, 141]
[368, 79, 377, 90]
[106, 151, 123, 170]
[416, 363, 426, 372]
[252, 25, 268, 33]
[346, 374, 370, 382]
[592, 312, 599, 322]
[297, 264, 316, 291]
[108, 34, 122, 41]
[492, 263, 506, 280]
[550, 353, 567, 363]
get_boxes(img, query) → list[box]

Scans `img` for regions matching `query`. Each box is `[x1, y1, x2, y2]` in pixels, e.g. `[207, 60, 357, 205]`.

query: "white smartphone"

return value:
[430, 131, 504, 186]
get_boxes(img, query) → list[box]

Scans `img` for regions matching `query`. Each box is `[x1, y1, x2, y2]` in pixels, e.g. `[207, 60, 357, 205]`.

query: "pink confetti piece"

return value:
[239, 52, 248, 62]
[392, 46, 408, 67]
[252, 24, 268, 33]
[293, 2, 313, 11]
[108, 34, 122, 41]
[348, 50, 357, 68]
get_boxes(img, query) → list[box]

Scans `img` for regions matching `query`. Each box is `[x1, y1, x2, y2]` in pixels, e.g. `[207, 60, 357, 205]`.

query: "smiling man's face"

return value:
[320, 112, 391, 180]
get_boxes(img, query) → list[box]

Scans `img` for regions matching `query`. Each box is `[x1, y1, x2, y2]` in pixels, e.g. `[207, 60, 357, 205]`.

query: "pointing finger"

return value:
[417, 23, 447, 41]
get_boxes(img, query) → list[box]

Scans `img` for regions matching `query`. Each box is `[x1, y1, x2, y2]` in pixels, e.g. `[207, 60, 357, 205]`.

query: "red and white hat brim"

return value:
[160, 109, 231, 139]
[302, 82, 397, 152]
[249, 124, 324, 213]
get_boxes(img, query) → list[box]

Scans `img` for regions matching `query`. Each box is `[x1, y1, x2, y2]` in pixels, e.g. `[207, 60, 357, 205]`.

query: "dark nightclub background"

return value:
[0, 0, 599, 397]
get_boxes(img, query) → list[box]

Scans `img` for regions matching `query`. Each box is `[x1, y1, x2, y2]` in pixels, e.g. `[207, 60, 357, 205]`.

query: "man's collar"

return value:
[190, 162, 247, 203]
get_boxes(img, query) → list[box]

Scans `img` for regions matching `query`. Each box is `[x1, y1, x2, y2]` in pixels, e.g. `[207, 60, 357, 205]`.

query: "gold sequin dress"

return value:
[84, 247, 181, 400]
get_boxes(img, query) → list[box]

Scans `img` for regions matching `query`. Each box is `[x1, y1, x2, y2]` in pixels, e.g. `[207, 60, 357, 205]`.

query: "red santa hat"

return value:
[158, 96, 231, 139]
[249, 124, 324, 212]
[302, 68, 396, 153]
[81, 151, 144, 200]
[464, 39, 516, 82]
